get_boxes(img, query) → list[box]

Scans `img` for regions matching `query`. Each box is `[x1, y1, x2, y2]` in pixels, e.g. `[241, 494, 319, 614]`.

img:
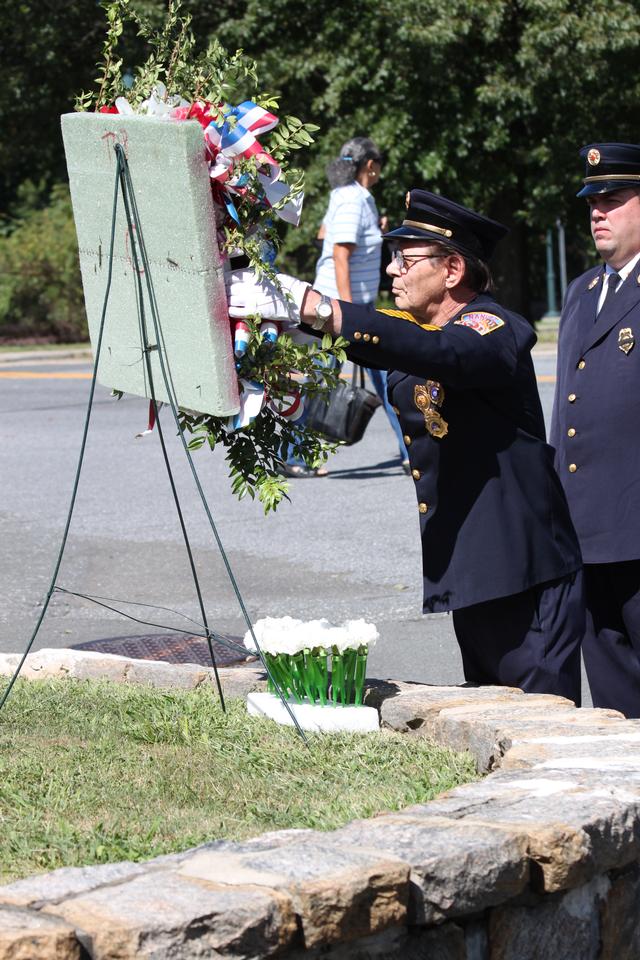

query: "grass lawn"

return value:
[0, 679, 477, 883]
[0, 341, 90, 353]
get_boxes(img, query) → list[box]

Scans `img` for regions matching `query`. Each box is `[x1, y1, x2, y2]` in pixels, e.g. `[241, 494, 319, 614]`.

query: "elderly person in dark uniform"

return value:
[228, 190, 584, 702]
[551, 143, 640, 718]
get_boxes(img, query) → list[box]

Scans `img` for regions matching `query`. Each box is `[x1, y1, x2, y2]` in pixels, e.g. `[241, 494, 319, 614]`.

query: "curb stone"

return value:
[0, 348, 92, 364]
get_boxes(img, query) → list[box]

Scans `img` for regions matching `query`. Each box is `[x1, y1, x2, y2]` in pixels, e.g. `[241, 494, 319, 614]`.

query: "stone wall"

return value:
[1, 649, 639, 959]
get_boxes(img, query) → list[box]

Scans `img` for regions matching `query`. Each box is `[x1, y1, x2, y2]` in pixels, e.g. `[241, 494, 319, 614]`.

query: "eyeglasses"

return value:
[392, 250, 447, 272]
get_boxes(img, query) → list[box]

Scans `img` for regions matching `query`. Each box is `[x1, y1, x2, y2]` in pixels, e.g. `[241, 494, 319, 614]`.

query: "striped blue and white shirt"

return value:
[314, 182, 382, 304]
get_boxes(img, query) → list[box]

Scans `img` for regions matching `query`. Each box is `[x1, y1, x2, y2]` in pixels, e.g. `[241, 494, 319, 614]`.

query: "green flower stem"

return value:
[265, 653, 288, 697]
[354, 646, 369, 706]
[267, 653, 295, 702]
[331, 648, 344, 705]
[291, 651, 312, 702]
[343, 649, 357, 705]
[279, 654, 304, 703]
[311, 648, 328, 705]
[301, 649, 320, 704]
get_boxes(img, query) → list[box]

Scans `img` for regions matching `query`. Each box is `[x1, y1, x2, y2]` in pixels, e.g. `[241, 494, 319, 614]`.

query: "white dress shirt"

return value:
[596, 251, 640, 314]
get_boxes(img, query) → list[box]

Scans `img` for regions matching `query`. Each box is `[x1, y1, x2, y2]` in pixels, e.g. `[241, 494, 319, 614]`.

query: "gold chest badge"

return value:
[619, 327, 635, 354]
[415, 380, 448, 439]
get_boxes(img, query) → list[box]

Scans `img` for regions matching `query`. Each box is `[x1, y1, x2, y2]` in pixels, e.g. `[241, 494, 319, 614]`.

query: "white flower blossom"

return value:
[243, 616, 305, 655]
[342, 619, 379, 650]
[243, 616, 378, 655]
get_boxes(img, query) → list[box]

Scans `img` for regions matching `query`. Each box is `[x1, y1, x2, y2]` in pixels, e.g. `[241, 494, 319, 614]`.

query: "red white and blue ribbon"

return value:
[203, 101, 300, 226]
[103, 88, 303, 227]
[204, 101, 279, 179]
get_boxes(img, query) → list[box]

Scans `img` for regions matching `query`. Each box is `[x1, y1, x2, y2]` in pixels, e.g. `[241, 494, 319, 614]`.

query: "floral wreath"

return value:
[76, 0, 347, 513]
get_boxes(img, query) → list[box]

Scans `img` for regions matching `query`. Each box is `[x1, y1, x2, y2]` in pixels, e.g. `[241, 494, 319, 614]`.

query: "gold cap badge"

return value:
[405, 191, 411, 209]
[587, 148, 601, 166]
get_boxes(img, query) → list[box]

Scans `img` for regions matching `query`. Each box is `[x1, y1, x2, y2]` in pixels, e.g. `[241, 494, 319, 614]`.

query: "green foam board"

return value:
[61, 112, 239, 417]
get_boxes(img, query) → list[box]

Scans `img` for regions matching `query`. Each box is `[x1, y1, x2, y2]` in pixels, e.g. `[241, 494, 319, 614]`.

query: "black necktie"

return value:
[598, 272, 621, 317]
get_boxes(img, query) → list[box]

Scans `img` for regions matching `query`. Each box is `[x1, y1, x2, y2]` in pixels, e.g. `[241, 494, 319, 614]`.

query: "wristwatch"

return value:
[312, 294, 333, 330]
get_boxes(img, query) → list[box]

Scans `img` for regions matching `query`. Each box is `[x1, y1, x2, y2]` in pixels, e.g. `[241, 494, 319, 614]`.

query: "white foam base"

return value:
[246, 692, 379, 733]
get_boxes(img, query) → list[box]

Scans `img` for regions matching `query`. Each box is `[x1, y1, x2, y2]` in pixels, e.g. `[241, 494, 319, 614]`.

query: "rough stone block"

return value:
[217, 666, 266, 699]
[0, 904, 80, 959]
[122, 658, 213, 689]
[285, 926, 408, 960]
[331, 814, 528, 925]
[363, 679, 469, 712]
[488, 874, 609, 960]
[394, 775, 640, 893]
[444, 712, 628, 774]
[43, 869, 296, 959]
[287, 921, 468, 960]
[378, 685, 526, 737]
[499, 728, 640, 775]
[0, 859, 170, 909]
[599, 863, 640, 960]
[13, 649, 128, 681]
[0, 655, 20, 677]
[1, 648, 268, 696]
[178, 835, 410, 948]
[431, 702, 586, 771]
[65, 651, 132, 683]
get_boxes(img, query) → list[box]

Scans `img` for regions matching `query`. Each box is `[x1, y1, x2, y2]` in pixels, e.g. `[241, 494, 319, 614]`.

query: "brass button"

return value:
[578, 360, 586, 370]
[392, 406, 400, 415]
[372, 335, 380, 344]
[567, 428, 576, 438]
[418, 502, 429, 514]
[568, 393, 577, 402]
[569, 463, 578, 473]
[363, 333, 371, 342]
[412, 469, 421, 481]
[403, 435, 411, 446]
[353, 331, 362, 340]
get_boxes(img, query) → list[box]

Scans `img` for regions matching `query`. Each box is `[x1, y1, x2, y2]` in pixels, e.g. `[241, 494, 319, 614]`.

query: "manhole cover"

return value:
[71, 633, 256, 668]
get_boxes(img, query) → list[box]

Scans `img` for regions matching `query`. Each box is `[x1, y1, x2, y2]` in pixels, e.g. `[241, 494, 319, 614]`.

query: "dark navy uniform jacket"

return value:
[338, 296, 582, 613]
[551, 264, 640, 564]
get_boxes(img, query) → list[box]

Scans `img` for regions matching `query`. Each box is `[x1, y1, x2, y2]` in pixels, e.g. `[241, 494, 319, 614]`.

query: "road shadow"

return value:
[327, 458, 406, 480]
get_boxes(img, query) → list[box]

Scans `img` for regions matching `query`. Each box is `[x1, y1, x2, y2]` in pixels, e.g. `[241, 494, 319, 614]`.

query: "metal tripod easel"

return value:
[0, 143, 306, 741]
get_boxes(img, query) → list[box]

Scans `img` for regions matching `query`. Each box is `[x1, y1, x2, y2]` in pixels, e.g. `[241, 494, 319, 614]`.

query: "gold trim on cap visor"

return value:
[583, 174, 640, 183]
[403, 219, 453, 237]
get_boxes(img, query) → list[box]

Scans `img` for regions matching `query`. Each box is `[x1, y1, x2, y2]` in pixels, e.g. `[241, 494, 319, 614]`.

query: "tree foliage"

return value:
[0, 2, 106, 213]
[209, 0, 640, 312]
[3, 0, 640, 324]
[0, 183, 87, 341]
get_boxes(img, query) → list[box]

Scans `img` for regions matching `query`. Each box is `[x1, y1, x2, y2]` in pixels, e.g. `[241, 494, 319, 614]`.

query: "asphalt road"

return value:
[1, 346, 589, 700]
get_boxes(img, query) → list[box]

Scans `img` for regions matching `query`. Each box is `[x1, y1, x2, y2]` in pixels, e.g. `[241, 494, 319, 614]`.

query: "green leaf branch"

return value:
[180, 329, 348, 514]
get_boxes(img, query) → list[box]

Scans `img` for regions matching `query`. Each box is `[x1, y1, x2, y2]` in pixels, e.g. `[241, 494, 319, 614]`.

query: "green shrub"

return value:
[0, 182, 86, 342]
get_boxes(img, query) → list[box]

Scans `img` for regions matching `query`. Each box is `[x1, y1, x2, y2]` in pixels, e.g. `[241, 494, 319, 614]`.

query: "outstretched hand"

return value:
[225, 270, 310, 325]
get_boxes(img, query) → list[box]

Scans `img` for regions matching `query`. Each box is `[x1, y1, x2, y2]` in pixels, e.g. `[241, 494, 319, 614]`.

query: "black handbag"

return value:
[304, 365, 382, 445]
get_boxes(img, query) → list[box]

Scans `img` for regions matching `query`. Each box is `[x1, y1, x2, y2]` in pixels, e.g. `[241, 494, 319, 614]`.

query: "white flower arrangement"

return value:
[243, 616, 379, 706]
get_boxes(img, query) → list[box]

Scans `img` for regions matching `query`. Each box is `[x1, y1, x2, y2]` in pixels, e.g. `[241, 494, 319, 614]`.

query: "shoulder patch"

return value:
[454, 311, 505, 335]
[378, 308, 440, 332]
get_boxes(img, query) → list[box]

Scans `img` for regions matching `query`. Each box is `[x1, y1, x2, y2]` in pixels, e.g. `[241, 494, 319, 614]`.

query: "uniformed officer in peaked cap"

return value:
[227, 189, 584, 703]
[551, 143, 640, 717]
